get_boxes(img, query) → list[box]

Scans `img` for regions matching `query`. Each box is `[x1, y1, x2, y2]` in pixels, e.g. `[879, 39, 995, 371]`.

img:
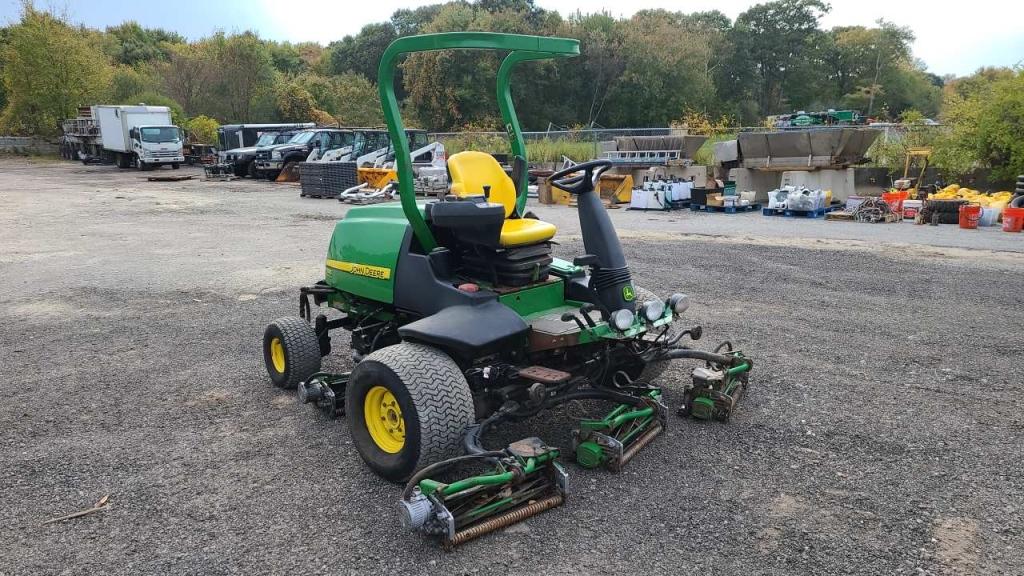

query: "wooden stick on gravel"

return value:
[42, 495, 110, 525]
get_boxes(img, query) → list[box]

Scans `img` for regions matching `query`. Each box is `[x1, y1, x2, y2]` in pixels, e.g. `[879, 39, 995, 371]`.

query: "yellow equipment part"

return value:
[364, 385, 405, 453]
[359, 167, 398, 190]
[447, 151, 518, 217]
[499, 218, 558, 247]
[447, 151, 556, 247]
[552, 173, 633, 205]
[275, 161, 301, 183]
[269, 337, 285, 373]
[598, 173, 633, 204]
[896, 147, 931, 192]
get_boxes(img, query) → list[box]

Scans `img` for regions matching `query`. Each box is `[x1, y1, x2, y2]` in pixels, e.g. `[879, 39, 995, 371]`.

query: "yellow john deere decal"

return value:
[326, 259, 391, 280]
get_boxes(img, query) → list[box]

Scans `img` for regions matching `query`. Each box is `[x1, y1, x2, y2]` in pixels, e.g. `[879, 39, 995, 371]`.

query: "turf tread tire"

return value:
[348, 342, 475, 482]
[264, 316, 321, 389]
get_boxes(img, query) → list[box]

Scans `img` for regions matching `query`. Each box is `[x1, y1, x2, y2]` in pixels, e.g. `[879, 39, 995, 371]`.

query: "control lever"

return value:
[560, 312, 588, 332]
[578, 303, 598, 328]
[483, 185, 491, 200]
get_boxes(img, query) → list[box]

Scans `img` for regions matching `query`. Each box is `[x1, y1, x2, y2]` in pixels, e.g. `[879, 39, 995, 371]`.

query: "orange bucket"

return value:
[1003, 206, 1024, 233]
[958, 204, 982, 229]
[882, 190, 909, 213]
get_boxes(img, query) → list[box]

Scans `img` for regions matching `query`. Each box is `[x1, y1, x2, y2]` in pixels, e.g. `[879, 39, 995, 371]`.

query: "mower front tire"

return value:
[263, 317, 321, 389]
[346, 342, 475, 482]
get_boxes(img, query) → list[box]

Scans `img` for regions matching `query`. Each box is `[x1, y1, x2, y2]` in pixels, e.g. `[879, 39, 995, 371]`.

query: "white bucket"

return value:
[979, 207, 999, 227]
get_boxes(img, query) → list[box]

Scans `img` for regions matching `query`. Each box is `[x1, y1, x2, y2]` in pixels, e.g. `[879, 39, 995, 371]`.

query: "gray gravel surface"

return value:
[2, 158, 1022, 575]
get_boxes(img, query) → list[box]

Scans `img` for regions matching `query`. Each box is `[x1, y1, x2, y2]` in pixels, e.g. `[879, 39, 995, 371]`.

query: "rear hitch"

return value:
[297, 372, 350, 418]
[573, 389, 666, 471]
[398, 437, 567, 549]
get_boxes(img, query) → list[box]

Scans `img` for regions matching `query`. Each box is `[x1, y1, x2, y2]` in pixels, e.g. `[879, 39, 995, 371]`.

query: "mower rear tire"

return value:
[635, 286, 675, 383]
[346, 342, 475, 482]
[263, 317, 321, 389]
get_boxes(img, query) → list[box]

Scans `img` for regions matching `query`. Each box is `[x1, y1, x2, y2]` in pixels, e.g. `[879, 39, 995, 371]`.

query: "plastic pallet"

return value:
[690, 203, 762, 214]
[761, 204, 841, 218]
[299, 162, 357, 198]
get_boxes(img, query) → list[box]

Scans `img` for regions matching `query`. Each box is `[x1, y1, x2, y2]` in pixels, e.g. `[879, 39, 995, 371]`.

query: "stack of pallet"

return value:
[299, 162, 358, 199]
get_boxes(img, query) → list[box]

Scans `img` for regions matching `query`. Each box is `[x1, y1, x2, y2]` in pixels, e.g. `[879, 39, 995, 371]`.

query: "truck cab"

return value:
[130, 125, 185, 170]
[254, 128, 353, 180]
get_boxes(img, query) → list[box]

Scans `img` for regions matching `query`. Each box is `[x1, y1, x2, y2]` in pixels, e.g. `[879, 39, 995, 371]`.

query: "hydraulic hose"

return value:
[401, 451, 507, 501]
[463, 412, 508, 456]
[664, 347, 752, 371]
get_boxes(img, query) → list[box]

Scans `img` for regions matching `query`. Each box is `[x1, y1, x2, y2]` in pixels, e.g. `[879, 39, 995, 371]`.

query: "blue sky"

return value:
[3, 0, 1022, 77]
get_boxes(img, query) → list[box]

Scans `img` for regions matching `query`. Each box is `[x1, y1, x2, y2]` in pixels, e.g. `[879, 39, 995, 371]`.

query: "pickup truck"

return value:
[223, 130, 302, 177]
[253, 128, 353, 180]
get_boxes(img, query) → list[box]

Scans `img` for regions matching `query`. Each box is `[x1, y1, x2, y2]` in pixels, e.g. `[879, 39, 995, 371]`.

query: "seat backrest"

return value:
[447, 151, 517, 217]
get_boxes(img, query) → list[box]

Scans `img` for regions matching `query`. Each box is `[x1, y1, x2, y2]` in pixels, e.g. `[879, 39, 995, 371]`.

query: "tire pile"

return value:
[299, 162, 358, 199]
[919, 198, 966, 225]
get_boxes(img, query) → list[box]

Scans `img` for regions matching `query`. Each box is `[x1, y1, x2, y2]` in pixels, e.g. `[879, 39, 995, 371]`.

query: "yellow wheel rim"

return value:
[364, 385, 405, 453]
[269, 337, 286, 373]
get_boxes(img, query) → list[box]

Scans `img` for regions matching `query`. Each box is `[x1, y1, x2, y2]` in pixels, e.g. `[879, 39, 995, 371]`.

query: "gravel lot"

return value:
[2, 157, 1022, 575]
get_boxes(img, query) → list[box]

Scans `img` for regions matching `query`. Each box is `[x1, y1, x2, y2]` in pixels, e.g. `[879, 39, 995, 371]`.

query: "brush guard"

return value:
[573, 389, 667, 471]
[399, 438, 567, 549]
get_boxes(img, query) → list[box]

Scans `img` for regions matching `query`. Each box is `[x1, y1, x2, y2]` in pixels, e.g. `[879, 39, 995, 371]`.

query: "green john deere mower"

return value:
[262, 32, 752, 548]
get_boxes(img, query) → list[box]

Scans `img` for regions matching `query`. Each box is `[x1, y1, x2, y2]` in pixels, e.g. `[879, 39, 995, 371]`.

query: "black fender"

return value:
[397, 301, 528, 359]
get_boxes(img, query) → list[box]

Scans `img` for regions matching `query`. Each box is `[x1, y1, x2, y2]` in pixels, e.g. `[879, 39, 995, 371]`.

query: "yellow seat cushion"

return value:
[448, 150, 557, 247]
[500, 218, 556, 247]
[447, 150, 518, 217]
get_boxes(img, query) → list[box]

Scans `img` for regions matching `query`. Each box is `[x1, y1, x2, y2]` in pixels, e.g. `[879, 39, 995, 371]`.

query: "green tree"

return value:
[731, 0, 829, 116]
[0, 27, 10, 111]
[555, 12, 625, 127]
[110, 64, 152, 102]
[327, 22, 397, 79]
[334, 73, 383, 126]
[269, 41, 305, 74]
[275, 82, 317, 122]
[158, 42, 214, 116]
[399, 1, 565, 131]
[934, 69, 1024, 180]
[106, 21, 183, 65]
[600, 10, 720, 126]
[184, 114, 219, 144]
[214, 32, 278, 121]
[0, 4, 112, 136]
[130, 92, 185, 126]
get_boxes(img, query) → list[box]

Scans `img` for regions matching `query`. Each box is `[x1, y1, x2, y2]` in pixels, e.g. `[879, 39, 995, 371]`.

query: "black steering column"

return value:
[548, 160, 636, 319]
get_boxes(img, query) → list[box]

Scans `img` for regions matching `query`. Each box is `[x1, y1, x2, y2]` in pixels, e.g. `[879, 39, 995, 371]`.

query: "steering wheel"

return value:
[547, 159, 614, 195]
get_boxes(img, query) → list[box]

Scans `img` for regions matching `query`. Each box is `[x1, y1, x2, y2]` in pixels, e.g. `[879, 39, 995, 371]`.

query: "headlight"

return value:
[641, 299, 666, 322]
[271, 150, 281, 160]
[609, 309, 635, 331]
[667, 293, 691, 315]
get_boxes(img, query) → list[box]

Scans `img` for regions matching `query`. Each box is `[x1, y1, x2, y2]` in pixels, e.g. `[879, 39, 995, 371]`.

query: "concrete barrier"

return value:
[0, 136, 59, 155]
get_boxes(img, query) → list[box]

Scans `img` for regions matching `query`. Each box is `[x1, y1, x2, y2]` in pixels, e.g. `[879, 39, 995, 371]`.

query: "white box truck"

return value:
[94, 105, 185, 170]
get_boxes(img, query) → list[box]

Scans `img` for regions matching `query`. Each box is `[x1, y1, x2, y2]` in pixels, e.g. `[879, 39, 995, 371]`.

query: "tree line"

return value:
[0, 0, 1021, 178]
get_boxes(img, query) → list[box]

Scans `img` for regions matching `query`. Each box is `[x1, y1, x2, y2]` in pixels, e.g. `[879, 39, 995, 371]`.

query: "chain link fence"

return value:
[428, 124, 949, 168]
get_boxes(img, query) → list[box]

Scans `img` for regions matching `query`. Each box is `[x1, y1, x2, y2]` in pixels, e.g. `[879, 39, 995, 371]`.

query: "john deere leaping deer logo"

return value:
[622, 284, 635, 301]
